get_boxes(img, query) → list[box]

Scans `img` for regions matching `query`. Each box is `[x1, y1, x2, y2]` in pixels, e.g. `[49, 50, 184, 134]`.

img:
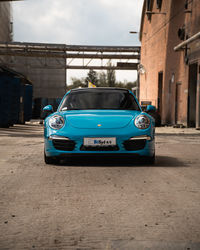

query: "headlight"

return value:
[49, 115, 65, 130]
[134, 115, 150, 129]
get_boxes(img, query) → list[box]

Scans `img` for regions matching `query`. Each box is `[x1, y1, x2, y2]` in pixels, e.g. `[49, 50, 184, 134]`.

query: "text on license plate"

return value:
[84, 137, 116, 146]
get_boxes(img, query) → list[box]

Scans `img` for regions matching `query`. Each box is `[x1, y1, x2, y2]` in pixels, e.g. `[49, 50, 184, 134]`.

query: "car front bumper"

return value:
[44, 127, 155, 158]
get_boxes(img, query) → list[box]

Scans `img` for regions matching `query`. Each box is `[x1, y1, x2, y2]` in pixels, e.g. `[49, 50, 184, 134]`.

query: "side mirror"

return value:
[43, 105, 53, 113]
[146, 105, 156, 112]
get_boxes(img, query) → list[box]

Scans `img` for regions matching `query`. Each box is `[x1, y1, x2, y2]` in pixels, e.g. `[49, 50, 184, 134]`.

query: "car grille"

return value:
[80, 145, 119, 151]
[52, 139, 76, 151]
[123, 139, 146, 151]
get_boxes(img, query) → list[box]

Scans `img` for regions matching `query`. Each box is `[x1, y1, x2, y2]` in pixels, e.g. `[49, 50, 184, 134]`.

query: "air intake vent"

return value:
[52, 139, 75, 151]
[123, 139, 146, 151]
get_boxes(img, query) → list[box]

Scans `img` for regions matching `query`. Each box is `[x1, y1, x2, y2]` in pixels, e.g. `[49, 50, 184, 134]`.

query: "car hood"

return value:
[63, 110, 140, 129]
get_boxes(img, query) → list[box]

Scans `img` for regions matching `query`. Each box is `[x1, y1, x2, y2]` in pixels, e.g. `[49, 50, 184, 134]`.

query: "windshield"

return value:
[59, 90, 140, 111]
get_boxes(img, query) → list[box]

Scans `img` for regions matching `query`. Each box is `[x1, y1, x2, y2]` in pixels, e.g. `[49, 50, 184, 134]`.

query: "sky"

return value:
[12, 0, 144, 85]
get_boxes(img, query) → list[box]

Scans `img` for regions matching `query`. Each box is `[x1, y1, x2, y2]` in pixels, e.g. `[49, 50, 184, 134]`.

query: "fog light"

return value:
[49, 135, 70, 140]
[129, 135, 151, 141]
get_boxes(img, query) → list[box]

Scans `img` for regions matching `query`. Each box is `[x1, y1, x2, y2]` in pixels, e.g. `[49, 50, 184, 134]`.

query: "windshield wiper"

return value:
[67, 108, 81, 110]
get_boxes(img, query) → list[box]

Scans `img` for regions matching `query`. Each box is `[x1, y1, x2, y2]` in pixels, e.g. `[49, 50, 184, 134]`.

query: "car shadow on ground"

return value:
[57, 155, 186, 167]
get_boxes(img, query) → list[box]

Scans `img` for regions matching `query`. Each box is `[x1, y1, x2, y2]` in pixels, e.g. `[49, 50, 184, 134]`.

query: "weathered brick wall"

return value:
[140, 1, 171, 121]
[140, 0, 200, 126]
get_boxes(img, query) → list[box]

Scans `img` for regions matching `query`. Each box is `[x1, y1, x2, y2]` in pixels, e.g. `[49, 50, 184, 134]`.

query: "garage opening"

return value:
[188, 63, 198, 127]
[175, 82, 182, 124]
[158, 72, 163, 121]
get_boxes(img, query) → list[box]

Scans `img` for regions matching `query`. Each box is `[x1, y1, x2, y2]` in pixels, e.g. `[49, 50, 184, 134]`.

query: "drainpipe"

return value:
[174, 31, 200, 51]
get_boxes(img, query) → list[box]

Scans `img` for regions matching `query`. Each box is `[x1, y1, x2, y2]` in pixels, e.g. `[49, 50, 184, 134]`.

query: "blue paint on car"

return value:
[43, 88, 155, 164]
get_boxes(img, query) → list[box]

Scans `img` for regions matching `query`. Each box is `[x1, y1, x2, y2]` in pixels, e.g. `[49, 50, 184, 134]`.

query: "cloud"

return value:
[13, 0, 143, 45]
[12, 0, 143, 83]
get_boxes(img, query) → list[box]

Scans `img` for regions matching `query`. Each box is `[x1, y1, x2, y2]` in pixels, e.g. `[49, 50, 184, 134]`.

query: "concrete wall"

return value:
[0, 2, 66, 100]
[0, 2, 12, 42]
[0, 2, 66, 110]
[140, 0, 200, 127]
[9, 56, 67, 99]
[0, 2, 12, 65]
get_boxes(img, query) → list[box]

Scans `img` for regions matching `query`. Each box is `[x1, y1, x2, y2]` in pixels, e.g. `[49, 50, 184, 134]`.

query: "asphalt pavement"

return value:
[0, 123, 200, 250]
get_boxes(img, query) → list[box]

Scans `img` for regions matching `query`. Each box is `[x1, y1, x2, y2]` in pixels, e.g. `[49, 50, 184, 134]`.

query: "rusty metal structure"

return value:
[0, 42, 140, 99]
[0, 0, 140, 99]
[0, 42, 140, 70]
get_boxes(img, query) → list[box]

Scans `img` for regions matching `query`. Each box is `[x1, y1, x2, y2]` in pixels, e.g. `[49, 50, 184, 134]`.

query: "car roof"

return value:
[70, 87, 130, 93]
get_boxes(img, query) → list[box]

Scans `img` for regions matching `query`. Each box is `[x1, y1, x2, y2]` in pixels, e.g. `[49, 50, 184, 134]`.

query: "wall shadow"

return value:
[0, 124, 43, 138]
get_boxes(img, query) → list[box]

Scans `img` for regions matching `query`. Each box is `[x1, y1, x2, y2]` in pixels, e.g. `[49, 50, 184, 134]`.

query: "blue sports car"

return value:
[43, 88, 155, 164]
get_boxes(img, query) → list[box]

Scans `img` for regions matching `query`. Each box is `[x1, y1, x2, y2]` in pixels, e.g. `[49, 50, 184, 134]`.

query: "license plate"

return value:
[84, 137, 116, 146]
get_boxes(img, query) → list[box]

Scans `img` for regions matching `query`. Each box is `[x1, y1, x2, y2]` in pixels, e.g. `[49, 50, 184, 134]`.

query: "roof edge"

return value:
[139, 0, 146, 41]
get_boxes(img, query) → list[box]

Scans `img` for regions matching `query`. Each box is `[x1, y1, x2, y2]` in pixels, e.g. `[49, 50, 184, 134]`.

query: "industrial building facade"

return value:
[139, 0, 200, 128]
[0, 1, 12, 42]
[0, 1, 66, 117]
[0, 1, 12, 67]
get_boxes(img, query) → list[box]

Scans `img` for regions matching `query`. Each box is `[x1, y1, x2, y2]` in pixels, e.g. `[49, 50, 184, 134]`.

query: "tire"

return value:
[143, 153, 155, 165]
[44, 151, 60, 165]
[148, 154, 155, 164]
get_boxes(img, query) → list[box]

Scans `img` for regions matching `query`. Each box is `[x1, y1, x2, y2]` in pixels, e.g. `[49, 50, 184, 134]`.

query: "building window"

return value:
[156, 0, 162, 9]
[178, 26, 185, 41]
[146, 0, 151, 11]
[185, 0, 188, 9]
[146, 0, 152, 20]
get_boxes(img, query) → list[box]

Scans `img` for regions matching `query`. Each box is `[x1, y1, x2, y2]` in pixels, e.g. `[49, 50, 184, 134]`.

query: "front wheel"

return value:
[44, 151, 60, 165]
[143, 153, 155, 165]
[148, 154, 155, 164]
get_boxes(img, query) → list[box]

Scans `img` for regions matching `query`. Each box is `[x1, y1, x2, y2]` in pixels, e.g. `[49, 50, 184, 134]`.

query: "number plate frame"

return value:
[84, 137, 116, 147]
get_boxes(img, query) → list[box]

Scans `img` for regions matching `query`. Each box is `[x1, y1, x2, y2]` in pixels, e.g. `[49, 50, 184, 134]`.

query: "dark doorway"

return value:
[158, 72, 163, 119]
[175, 83, 182, 124]
[188, 63, 198, 127]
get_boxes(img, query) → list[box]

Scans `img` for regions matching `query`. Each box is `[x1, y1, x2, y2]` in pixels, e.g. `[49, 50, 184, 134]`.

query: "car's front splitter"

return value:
[44, 137, 155, 158]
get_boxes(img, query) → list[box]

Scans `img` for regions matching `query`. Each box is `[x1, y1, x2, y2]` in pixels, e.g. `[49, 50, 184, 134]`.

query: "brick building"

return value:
[139, 0, 200, 128]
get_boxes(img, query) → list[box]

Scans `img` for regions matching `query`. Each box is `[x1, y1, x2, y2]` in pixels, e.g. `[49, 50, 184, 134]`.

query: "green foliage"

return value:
[66, 77, 86, 90]
[67, 68, 137, 91]
[98, 71, 107, 87]
[115, 81, 137, 90]
[85, 69, 99, 86]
